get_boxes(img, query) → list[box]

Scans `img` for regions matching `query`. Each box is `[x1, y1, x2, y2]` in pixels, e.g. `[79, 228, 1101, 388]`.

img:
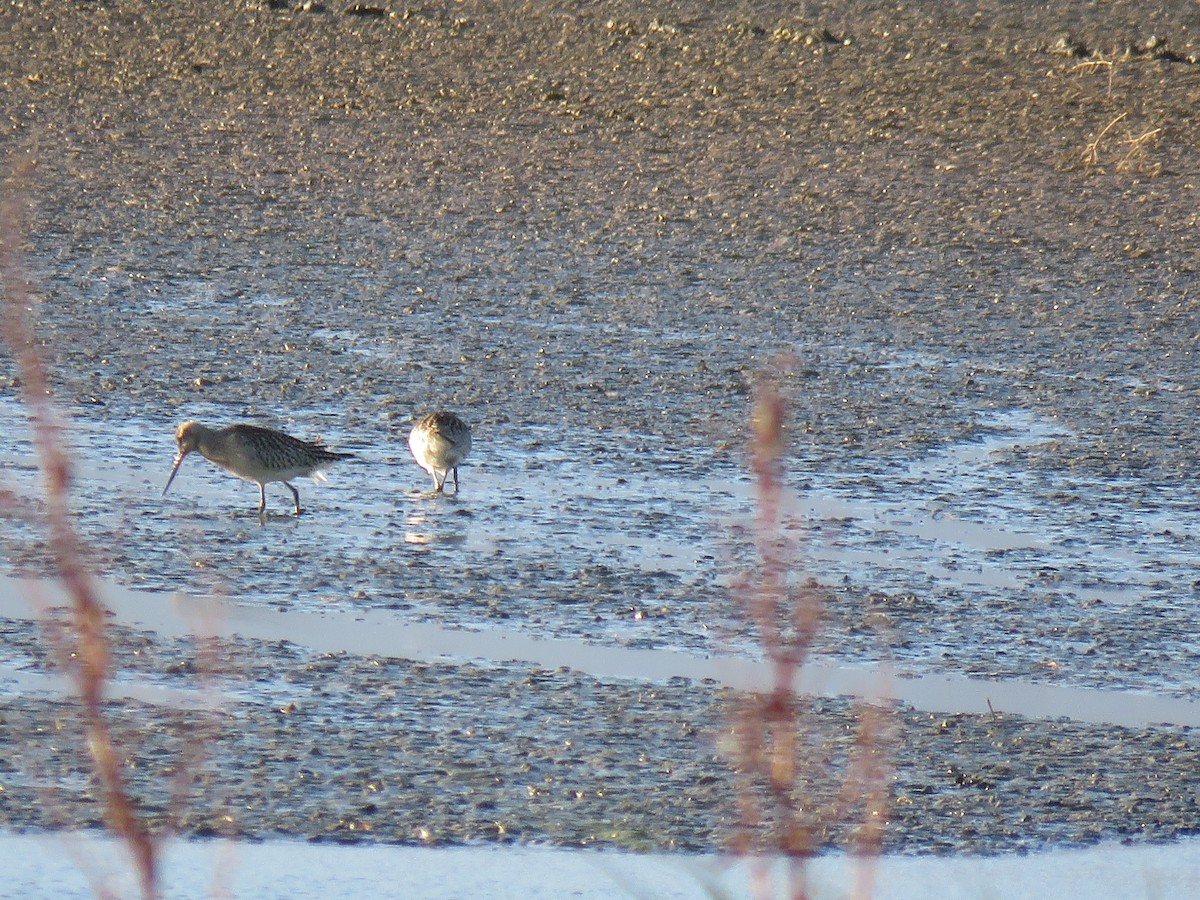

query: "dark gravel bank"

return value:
[1, 620, 1197, 854]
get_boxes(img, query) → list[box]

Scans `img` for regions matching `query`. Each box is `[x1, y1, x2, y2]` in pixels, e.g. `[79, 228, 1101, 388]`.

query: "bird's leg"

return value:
[286, 482, 302, 515]
[434, 470, 445, 493]
[452, 467, 460, 492]
[259, 484, 267, 514]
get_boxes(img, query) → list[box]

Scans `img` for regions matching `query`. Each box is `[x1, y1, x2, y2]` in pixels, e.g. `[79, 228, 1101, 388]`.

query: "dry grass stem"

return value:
[727, 372, 895, 900]
[1116, 127, 1162, 173]
[1082, 111, 1128, 166]
[2, 155, 160, 900]
[1070, 57, 1116, 96]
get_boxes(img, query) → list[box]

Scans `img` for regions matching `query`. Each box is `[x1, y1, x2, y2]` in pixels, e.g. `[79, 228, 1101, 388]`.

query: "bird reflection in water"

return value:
[403, 510, 435, 545]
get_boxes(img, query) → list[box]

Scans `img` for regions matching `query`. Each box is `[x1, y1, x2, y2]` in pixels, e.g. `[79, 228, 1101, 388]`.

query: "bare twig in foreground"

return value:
[727, 372, 895, 900]
[1, 154, 159, 900]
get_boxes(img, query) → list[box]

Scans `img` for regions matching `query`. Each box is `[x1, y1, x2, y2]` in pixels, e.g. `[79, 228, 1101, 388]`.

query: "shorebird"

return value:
[162, 421, 353, 517]
[408, 411, 472, 493]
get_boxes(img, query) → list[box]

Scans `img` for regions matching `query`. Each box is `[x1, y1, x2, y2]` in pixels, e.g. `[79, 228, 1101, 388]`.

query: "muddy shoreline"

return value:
[2, 617, 1198, 854]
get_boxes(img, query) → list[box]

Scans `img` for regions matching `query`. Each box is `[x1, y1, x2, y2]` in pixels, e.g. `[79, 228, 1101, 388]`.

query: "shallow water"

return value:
[2, 833, 1198, 900]
[3, 575, 1198, 728]
[1, 394, 1196, 702]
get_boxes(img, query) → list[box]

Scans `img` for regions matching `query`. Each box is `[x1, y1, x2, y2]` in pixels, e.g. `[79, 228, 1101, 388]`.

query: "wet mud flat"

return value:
[3, 0, 1200, 479]
[1, 618, 1197, 855]
[1, 0, 1200, 865]
[2, 398, 1196, 706]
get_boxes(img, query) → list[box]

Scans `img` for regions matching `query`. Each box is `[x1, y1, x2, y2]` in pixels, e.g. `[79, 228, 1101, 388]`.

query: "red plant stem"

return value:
[1, 157, 158, 900]
[734, 372, 891, 900]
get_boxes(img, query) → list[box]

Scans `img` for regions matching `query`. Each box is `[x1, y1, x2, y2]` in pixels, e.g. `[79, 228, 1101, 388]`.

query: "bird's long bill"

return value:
[162, 452, 187, 497]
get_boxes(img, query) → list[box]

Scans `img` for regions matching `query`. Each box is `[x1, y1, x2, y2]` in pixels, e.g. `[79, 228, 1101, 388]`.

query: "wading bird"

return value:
[163, 420, 352, 518]
[408, 411, 472, 493]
